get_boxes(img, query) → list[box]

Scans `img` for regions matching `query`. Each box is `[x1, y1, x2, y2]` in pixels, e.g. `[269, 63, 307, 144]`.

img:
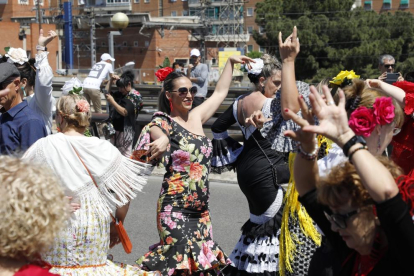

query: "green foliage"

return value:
[247, 51, 263, 59]
[162, 57, 171, 68]
[254, 0, 414, 83]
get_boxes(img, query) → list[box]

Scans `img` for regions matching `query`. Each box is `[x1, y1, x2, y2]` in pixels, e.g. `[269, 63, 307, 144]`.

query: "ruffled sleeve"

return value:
[260, 81, 311, 152]
[211, 131, 243, 174]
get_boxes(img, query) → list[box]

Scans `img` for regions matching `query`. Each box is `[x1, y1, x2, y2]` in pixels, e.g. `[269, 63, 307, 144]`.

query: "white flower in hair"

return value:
[61, 77, 84, 95]
[6, 48, 28, 65]
[245, 58, 264, 75]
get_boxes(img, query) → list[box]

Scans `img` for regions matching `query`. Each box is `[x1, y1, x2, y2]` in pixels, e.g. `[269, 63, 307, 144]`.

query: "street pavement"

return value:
[108, 175, 249, 265]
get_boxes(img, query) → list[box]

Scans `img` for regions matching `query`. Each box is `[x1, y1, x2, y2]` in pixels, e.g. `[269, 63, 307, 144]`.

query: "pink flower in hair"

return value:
[348, 106, 376, 137]
[373, 97, 395, 125]
[76, 100, 90, 113]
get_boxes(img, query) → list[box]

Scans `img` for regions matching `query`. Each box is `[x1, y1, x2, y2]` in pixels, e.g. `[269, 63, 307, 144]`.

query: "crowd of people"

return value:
[0, 26, 413, 276]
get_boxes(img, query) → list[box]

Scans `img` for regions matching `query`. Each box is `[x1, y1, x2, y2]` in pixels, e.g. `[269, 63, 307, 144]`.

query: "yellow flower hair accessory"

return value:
[330, 70, 360, 86]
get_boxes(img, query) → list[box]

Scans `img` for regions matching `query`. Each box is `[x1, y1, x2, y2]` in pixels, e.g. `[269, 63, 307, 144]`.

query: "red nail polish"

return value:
[300, 95, 303, 99]
[284, 108, 289, 112]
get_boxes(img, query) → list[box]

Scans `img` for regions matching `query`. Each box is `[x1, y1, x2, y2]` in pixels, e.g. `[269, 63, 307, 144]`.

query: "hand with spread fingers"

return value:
[278, 26, 300, 63]
[284, 85, 354, 148]
[38, 29, 57, 47]
[245, 110, 271, 129]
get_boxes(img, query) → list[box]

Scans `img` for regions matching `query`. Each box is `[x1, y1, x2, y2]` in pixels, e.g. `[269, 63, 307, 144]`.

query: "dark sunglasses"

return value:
[324, 209, 359, 229]
[384, 64, 395, 68]
[171, 86, 197, 97]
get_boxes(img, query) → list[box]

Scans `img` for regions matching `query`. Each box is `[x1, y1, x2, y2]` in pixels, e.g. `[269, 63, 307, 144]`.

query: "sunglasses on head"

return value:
[171, 86, 197, 97]
[324, 209, 360, 229]
[384, 64, 395, 68]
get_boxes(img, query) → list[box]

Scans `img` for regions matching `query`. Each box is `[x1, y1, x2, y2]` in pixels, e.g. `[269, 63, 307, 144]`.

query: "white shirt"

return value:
[28, 51, 55, 134]
[83, 61, 114, 90]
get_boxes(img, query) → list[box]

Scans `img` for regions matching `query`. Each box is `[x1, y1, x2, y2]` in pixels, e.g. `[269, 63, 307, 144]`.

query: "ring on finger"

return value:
[327, 100, 335, 106]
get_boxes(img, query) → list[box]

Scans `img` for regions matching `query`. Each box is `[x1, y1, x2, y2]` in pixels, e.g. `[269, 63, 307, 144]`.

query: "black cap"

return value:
[0, 63, 20, 84]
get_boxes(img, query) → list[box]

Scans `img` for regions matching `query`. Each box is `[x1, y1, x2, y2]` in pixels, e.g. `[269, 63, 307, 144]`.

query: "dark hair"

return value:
[158, 71, 187, 114]
[15, 58, 36, 87]
[404, 71, 414, 83]
[172, 62, 184, 69]
[116, 70, 134, 88]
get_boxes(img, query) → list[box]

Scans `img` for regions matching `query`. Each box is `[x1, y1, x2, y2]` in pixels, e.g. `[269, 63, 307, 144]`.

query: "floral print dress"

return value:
[134, 112, 228, 276]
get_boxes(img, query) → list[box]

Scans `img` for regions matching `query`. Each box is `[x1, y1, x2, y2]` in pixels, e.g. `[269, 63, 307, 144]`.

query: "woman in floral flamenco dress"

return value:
[133, 55, 253, 275]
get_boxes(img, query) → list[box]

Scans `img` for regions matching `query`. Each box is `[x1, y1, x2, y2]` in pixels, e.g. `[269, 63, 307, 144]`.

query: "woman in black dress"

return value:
[211, 27, 321, 276]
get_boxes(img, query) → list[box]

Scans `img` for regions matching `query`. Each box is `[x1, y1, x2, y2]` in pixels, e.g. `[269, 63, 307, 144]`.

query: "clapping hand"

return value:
[279, 26, 300, 63]
[38, 29, 57, 47]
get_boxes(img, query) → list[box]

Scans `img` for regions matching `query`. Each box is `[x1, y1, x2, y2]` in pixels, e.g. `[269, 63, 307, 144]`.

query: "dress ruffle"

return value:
[137, 240, 228, 275]
[50, 259, 158, 276]
[240, 203, 284, 238]
[211, 131, 243, 174]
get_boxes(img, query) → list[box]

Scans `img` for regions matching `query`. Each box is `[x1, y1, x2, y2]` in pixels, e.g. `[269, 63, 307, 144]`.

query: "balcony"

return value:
[84, 0, 132, 11]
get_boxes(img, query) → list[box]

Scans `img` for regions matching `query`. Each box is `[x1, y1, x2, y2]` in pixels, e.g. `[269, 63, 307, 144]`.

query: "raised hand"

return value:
[38, 29, 57, 47]
[228, 55, 255, 69]
[278, 26, 300, 63]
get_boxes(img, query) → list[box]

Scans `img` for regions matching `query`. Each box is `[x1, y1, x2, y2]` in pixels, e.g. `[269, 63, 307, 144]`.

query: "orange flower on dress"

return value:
[189, 162, 203, 181]
[166, 236, 174, 245]
[167, 173, 185, 195]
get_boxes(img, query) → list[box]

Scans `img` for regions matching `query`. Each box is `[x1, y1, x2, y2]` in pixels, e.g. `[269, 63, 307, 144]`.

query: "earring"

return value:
[22, 86, 26, 97]
[169, 99, 173, 113]
[377, 134, 381, 154]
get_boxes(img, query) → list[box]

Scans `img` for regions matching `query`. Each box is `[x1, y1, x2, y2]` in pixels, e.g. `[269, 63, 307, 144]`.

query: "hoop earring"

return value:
[169, 99, 174, 113]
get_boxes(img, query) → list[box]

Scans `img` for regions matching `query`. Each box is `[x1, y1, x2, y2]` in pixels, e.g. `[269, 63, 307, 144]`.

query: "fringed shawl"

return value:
[22, 133, 153, 218]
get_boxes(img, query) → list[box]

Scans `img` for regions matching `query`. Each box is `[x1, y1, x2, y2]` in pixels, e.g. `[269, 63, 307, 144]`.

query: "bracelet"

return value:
[36, 45, 47, 51]
[348, 145, 368, 164]
[297, 141, 319, 161]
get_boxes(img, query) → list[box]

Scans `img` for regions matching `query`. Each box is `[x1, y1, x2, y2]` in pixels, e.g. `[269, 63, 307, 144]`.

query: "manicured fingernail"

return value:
[300, 95, 303, 99]
[284, 108, 289, 112]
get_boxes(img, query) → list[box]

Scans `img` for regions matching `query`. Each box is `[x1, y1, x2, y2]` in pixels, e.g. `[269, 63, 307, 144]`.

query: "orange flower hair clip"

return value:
[76, 100, 90, 113]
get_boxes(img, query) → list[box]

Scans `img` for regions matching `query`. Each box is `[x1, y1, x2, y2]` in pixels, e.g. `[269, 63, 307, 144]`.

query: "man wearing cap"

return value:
[83, 53, 116, 113]
[187, 49, 209, 108]
[0, 63, 47, 155]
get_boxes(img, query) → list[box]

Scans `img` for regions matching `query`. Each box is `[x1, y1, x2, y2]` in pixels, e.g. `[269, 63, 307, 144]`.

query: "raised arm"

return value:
[285, 85, 399, 202]
[279, 26, 301, 119]
[366, 79, 406, 108]
[192, 56, 253, 124]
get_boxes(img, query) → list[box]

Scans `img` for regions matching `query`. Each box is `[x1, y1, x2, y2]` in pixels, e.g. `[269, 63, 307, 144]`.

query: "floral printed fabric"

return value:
[134, 112, 228, 275]
[127, 88, 144, 115]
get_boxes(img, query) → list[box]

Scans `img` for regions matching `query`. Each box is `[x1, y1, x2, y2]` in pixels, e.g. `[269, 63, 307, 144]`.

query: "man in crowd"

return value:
[378, 54, 404, 81]
[83, 53, 115, 113]
[0, 63, 47, 154]
[187, 49, 209, 108]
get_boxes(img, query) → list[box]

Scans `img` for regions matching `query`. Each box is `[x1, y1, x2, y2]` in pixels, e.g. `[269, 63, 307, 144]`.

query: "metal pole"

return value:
[63, 2, 73, 71]
[108, 31, 121, 68]
[37, 0, 42, 30]
[90, 9, 96, 67]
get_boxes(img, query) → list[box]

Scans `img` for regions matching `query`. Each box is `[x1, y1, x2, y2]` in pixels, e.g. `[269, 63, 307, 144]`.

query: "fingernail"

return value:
[300, 95, 303, 99]
[284, 108, 289, 112]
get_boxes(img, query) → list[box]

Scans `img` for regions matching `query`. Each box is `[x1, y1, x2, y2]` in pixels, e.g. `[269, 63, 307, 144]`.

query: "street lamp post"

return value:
[108, 12, 129, 68]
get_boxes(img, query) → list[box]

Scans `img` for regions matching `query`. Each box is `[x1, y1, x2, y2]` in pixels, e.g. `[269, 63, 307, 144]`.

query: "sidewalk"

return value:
[152, 166, 238, 184]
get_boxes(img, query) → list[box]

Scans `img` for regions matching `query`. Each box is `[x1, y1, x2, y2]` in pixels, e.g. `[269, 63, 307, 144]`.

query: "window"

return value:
[106, 0, 129, 4]
[246, 7, 253, 16]
[170, 0, 176, 2]
[134, 0, 140, 3]
[259, 46, 265, 53]
[134, 41, 139, 47]
[144, 0, 149, 3]
[259, 26, 265, 34]
[18, 0, 29, 4]
[182, 0, 187, 2]
[382, 0, 391, 9]
[175, 58, 189, 66]
[101, 42, 106, 46]
[182, 10, 189, 16]
[145, 41, 149, 47]
[400, 0, 409, 8]
[364, 0, 372, 10]
[247, 45, 253, 52]
[33, 0, 43, 5]
[171, 11, 177, 16]
[247, 26, 253, 34]
[123, 41, 127, 47]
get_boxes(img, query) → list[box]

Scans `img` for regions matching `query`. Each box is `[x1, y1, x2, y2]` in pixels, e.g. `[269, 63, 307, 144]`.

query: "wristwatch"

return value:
[342, 135, 367, 157]
[36, 45, 47, 51]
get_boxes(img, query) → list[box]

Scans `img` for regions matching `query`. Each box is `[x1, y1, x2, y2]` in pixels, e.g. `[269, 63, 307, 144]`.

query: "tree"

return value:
[247, 51, 263, 59]
[254, 0, 414, 83]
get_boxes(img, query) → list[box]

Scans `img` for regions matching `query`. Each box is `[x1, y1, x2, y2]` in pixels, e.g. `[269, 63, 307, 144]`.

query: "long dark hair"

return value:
[158, 71, 187, 114]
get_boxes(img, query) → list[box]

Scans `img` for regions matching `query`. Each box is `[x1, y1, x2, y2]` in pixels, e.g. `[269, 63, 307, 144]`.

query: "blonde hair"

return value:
[318, 156, 403, 208]
[56, 94, 91, 129]
[343, 79, 404, 128]
[0, 156, 68, 261]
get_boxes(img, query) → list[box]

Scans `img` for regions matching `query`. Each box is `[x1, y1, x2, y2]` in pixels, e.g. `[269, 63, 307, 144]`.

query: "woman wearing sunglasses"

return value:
[133, 55, 254, 276]
[284, 85, 414, 276]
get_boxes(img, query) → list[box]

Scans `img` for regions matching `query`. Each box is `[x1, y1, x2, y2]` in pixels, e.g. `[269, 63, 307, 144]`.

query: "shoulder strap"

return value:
[71, 145, 116, 222]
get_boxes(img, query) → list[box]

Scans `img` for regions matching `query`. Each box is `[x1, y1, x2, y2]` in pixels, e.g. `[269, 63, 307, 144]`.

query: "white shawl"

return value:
[23, 133, 153, 217]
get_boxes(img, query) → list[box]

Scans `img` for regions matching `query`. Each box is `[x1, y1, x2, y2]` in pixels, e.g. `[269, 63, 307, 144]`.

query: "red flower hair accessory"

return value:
[76, 100, 90, 113]
[396, 169, 414, 217]
[348, 97, 395, 137]
[392, 80, 414, 117]
[373, 97, 395, 125]
[155, 67, 174, 82]
[349, 106, 376, 137]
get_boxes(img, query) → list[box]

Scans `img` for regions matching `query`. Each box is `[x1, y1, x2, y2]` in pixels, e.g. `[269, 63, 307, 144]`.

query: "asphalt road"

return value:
[108, 175, 249, 265]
